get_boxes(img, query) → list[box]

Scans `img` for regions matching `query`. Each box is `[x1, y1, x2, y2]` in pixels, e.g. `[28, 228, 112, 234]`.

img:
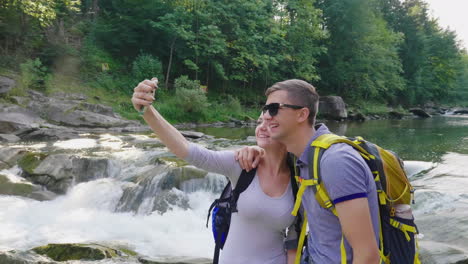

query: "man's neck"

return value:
[285, 124, 316, 157]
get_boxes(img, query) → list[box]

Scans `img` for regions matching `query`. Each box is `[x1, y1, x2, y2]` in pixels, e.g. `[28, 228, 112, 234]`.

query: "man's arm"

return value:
[335, 198, 380, 264]
[234, 146, 264, 171]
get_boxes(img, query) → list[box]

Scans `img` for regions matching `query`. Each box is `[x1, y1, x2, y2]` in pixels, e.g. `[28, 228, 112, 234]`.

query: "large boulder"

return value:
[19, 154, 121, 194]
[0, 76, 15, 94]
[0, 250, 57, 264]
[26, 92, 133, 128]
[0, 174, 56, 201]
[32, 243, 136, 262]
[0, 147, 27, 168]
[139, 256, 212, 264]
[0, 133, 21, 142]
[453, 108, 468, 115]
[0, 104, 45, 134]
[319, 96, 348, 120]
[20, 127, 80, 141]
[409, 108, 431, 118]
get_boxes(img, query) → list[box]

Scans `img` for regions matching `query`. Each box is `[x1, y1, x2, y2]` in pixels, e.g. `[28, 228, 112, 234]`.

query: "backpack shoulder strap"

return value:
[231, 168, 256, 212]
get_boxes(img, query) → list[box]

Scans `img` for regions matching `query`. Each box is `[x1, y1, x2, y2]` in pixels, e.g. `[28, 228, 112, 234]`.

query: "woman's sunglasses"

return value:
[261, 103, 305, 116]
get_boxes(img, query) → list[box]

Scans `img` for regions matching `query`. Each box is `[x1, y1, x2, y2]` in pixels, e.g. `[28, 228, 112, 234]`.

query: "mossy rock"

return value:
[158, 166, 207, 190]
[156, 157, 189, 167]
[138, 256, 212, 264]
[32, 243, 125, 261]
[18, 152, 48, 174]
[0, 174, 34, 196]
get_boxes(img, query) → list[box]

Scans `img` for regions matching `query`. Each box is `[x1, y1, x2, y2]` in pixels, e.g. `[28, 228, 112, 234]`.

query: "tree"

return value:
[317, 0, 404, 102]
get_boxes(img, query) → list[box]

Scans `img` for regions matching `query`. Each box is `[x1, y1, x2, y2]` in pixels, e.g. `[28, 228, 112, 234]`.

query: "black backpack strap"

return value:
[287, 153, 303, 236]
[213, 244, 221, 264]
[231, 168, 257, 213]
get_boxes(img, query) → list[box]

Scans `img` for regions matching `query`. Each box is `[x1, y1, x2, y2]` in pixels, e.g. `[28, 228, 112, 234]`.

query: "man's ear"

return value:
[297, 108, 310, 123]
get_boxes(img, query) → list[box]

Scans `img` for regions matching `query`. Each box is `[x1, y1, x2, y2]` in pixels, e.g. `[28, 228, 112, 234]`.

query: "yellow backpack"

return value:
[291, 134, 420, 264]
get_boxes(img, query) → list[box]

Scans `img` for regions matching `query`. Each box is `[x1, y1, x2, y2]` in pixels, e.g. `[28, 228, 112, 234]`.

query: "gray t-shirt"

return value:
[296, 124, 380, 264]
[185, 143, 297, 264]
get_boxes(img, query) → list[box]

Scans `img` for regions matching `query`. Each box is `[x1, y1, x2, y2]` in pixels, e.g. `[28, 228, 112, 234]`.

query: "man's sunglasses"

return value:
[261, 103, 305, 116]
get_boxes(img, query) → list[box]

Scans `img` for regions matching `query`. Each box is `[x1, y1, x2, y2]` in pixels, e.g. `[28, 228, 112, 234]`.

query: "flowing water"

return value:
[0, 115, 467, 263]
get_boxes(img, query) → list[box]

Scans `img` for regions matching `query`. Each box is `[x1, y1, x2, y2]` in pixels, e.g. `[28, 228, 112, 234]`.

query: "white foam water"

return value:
[0, 177, 217, 258]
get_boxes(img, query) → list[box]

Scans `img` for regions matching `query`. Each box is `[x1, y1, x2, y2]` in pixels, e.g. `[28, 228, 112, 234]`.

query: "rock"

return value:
[23, 91, 133, 128]
[348, 112, 366, 121]
[19, 128, 80, 141]
[0, 104, 45, 134]
[116, 165, 191, 214]
[0, 133, 21, 142]
[138, 256, 212, 264]
[51, 92, 87, 101]
[0, 250, 57, 264]
[19, 154, 120, 194]
[151, 189, 190, 213]
[388, 111, 404, 119]
[229, 118, 243, 126]
[158, 166, 208, 190]
[454, 108, 468, 115]
[180, 131, 205, 139]
[0, 76, 16, 94]
[0, 174, 56, 201]
[409, 108, 431, 118]
[319, 96, 348, 120]
[32, 243, 129, 262]
[156, 157, 189, 167]
[0, 147, 27, 167]
[17, 152, 48, 175]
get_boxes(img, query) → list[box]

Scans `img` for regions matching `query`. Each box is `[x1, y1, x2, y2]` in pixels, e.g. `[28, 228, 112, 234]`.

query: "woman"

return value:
[131, 78, 297, 264]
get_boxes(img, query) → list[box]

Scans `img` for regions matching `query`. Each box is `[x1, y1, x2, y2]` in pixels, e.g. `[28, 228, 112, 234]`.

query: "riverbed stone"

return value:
[0, 250, 57, 264]
[388, 111, 405, 119]
[0, 174, 56, 201]
[19, 128, 81, 141]
[21, 154, 121, 194]
[0, 104, 45, 134]
[453, 108, 468, 115]
[32, 243, 127, 262]
[159, 166, 208, 190]
[0, 76, 15, 95]
[0, 133, 21, 142]
[180, 131, 205, 139]
[17, 152, 48, 175]
[0, 147, 27, 167]
[319, 96, 348, 120]
[409, 108, 431, 118]
[138, 256, 212, 264]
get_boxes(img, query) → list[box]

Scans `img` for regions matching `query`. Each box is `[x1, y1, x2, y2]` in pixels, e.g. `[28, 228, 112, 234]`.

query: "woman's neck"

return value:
[259, 149, 289, 178]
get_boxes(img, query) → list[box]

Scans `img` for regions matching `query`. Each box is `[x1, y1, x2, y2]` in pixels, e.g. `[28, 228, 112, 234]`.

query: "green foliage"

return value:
[79, 40, 121, 79]
[2, 0, 468, 124]
[19, 59, 50, 91]
[225, 95, 242, 116]
[131, 54, 164, 83]
[175, 88, 209, 116]
[174, 75, 200, 91]
[317, 0, 405, 102]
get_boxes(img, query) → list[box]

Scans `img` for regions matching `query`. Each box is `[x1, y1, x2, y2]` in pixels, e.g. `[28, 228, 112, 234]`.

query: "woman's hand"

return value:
[131, 78, 158, 111]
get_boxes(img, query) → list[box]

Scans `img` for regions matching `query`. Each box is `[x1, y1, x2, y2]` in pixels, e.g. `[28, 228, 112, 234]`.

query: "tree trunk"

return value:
[165, 37, 176, 89]
[92, 0, 99, 20]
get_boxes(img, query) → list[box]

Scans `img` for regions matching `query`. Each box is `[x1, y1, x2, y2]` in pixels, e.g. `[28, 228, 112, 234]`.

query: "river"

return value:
[0, 115, 467, 263]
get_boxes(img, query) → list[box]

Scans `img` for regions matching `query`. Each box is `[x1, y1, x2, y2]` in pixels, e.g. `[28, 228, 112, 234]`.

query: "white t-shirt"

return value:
[185, 143, 298, 264]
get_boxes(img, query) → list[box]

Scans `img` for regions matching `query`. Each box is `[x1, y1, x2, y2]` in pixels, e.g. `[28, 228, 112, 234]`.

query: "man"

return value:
[239, 79, 380, 264]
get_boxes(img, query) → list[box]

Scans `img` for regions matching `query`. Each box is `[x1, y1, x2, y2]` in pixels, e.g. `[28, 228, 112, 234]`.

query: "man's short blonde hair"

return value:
[265, 79, 319, 126]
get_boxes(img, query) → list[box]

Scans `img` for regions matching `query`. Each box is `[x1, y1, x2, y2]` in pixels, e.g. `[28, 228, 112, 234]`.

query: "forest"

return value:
[1, 0, 467, 122]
